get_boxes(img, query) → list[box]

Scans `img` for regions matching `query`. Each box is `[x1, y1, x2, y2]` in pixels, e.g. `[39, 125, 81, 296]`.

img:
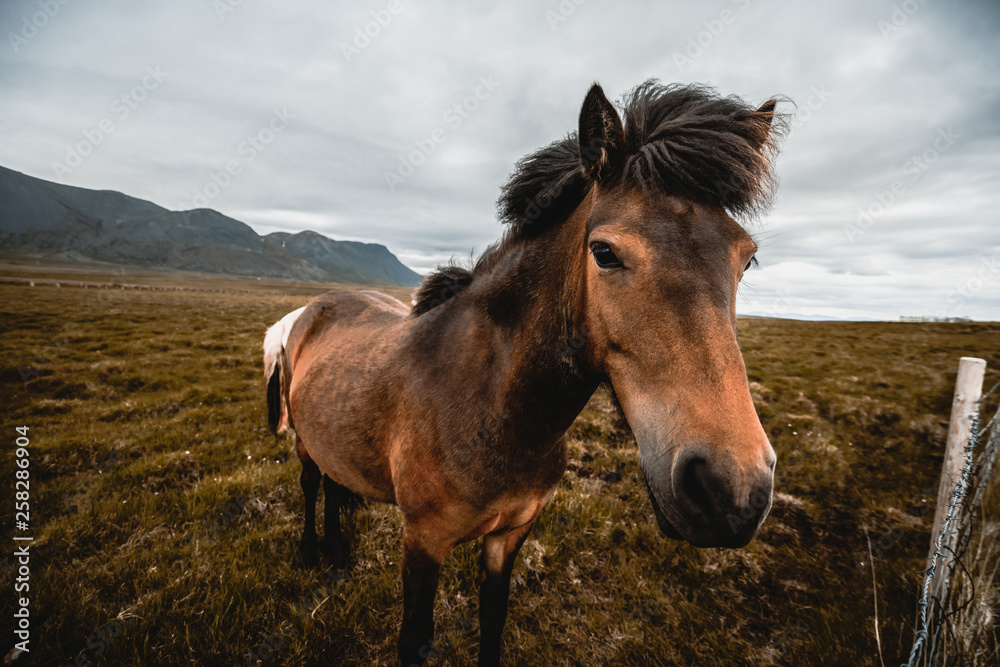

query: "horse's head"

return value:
[575, 83, 781, 548]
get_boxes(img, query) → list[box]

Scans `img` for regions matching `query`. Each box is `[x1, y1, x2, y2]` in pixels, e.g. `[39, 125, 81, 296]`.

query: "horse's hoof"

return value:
[299, 542, 320, 568]
[320, 538, 348, 569]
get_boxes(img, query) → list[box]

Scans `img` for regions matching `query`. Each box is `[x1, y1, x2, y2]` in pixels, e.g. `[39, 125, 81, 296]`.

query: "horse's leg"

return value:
[397, 525, 448, 667]
[297, 438, 321, 568]
[476, 521, 535, 667]
[320, 475, 349, 569]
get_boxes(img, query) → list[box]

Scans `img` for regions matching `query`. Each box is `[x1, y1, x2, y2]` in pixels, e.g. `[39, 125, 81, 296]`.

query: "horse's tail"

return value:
[263, 306, 306, 435]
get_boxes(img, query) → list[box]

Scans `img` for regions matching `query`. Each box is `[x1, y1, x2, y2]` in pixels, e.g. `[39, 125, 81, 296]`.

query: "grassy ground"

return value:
[1, 267, 997, 666]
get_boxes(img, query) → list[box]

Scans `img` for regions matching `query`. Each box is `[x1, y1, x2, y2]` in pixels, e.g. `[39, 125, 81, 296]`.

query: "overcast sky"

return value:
[1, 0, 997, 320]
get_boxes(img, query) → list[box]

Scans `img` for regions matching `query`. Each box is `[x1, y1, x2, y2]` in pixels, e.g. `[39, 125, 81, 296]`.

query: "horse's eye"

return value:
[591, 242, 623, 269]
[744, 256, 758, 272]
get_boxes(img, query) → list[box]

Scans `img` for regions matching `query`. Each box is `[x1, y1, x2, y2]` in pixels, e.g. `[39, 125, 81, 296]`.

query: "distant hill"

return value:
[0, 165, 422, 286]
[267, 231, 423, 286]
[739, 311, 883, 322]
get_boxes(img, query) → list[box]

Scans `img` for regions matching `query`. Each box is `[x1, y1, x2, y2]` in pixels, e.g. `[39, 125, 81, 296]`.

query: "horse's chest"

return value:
[460, 434, 569, 506]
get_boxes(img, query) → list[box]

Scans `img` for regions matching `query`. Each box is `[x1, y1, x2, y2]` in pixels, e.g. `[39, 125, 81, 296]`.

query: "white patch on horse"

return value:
[263, 306, 305, 380]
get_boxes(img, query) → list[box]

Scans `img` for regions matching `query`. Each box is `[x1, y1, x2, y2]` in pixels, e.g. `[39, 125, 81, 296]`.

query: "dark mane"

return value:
[412, 80, 787, 316]
[502, 80, 787, 233]
[410, 264, 475, 316]
[410, 243, 511, 317]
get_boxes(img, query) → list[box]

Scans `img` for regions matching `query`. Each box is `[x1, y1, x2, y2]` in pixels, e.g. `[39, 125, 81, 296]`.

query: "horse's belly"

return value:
[290, 367, 399, 501]
[304, 430, 395, 502]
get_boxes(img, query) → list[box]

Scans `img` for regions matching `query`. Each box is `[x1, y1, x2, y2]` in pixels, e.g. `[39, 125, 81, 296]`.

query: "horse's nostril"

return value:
[680, 458, 723, 519]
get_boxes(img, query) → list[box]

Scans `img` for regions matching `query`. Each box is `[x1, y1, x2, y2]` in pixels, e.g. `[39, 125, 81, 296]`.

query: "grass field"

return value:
[1, 263, 998, 666]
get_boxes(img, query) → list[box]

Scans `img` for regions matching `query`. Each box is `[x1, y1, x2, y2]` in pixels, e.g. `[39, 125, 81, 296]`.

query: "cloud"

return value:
[1, 0, 997, 319]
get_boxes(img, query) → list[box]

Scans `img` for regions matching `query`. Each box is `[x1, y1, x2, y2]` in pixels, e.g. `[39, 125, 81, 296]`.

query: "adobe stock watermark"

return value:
[383, 75, 501, 191]
[844, 126, 959, 243]
[747, 617, 808, 666]
[340, 0, 403, 62]
[943, 252, 999, 313]
[545, 0, 590, 31]
[850, 486, 935, 571]
[211, 0, 246, 22]
[191, 107, 295, 207]
[790, 85, 833, 130]
[877, 0, 931, 39]
[761, 286, 794, 317]
[7, 0, 72, 54]
[58, 614, 140, 667]
[631, 577, 682, 623]
[900, 254, 995, 350]
[51, 66, 169, 179]
[726, 489, 770, 536]
[245, 567, 350, 664]
[672, 0, 752, 71]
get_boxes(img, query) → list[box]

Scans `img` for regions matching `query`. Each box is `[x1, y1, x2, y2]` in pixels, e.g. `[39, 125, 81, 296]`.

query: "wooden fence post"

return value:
[927, 357, 986, 601]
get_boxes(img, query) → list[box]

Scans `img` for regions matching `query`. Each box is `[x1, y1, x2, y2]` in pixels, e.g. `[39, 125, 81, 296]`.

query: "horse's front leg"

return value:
[398, 524, 448, 667]
[477, 521, 534, 667]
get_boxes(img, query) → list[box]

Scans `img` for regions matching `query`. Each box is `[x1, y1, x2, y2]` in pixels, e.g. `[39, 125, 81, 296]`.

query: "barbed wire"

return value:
[903, 380, 1000, 667]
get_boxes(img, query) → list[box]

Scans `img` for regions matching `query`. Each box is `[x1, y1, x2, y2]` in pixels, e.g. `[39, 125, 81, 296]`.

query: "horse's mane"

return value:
[412, 80, 787, 317]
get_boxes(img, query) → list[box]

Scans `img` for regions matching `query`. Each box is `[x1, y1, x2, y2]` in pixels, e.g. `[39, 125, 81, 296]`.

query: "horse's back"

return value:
[299, 288, 407, 329]
[286, 289, 407, 357]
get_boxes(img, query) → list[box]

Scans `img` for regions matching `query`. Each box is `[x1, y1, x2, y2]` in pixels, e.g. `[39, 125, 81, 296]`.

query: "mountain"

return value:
[0, 165, 422, 286]
[267, 231, 423, 286]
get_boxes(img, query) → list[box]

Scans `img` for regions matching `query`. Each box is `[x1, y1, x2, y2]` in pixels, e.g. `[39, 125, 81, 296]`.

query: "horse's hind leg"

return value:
[321, 475, 349, 569]
[297, 438, 321, 568]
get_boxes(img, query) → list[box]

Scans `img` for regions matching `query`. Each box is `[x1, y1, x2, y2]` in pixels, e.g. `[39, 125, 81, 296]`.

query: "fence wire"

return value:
[903, 380, 1000, 667]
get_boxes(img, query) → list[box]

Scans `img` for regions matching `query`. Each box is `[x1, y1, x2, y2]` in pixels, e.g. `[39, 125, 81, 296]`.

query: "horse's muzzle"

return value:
[645, 450, 774, 549]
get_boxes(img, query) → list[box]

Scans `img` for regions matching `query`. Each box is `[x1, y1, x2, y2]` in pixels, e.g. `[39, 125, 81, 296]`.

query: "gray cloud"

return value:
[1, 0, 997, 320]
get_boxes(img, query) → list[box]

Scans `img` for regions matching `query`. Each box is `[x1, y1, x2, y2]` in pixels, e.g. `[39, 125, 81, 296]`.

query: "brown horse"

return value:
[264, 80, 785, 666]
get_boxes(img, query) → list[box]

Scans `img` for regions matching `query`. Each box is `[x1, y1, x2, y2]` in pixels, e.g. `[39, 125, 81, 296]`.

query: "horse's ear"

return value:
[746, 99, 779, 149]
[578, 83, 624, 182]
[754, 99, 777, 126]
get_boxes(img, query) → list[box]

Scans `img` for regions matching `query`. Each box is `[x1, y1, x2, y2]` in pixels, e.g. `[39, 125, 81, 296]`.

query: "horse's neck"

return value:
[416, 208, 598, 447]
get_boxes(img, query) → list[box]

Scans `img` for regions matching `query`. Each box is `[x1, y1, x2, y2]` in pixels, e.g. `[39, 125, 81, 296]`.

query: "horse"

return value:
[263, 79, 785, 666]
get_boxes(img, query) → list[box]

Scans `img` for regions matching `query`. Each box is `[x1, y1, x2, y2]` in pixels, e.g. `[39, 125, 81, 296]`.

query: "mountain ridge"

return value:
[0, 165, 421, 287]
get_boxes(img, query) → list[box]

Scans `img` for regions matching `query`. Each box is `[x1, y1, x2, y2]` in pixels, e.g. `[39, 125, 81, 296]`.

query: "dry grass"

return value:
[0, 265, 998, 666]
